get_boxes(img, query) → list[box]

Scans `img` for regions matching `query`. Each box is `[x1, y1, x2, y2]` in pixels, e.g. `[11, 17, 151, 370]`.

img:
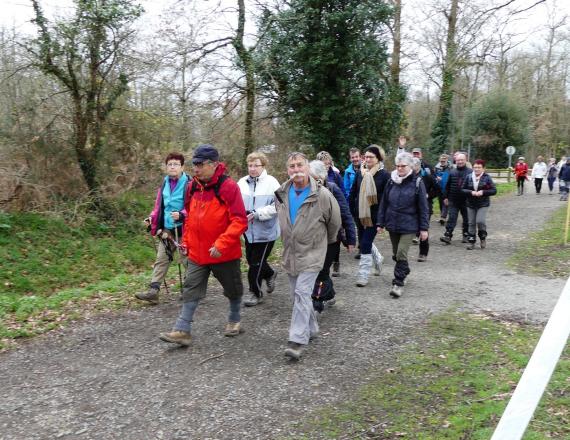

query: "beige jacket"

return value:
[275, 176, 341, 276]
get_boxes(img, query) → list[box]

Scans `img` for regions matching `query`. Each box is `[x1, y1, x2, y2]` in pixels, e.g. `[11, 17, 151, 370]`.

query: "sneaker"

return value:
[389, 284, 403, 298]
[417, 254, 427, 262]
[224, 321, 242, 337]
[159, 330, 191, 346]
[135, 286, 159, 304]
[356, 277, 368, 287]
[440, 235, 451, 244]
[332, 261, 340, 277]
[480, 239, 486, 249]
[461, 236, 469, 243]
[243, 292, 261, 307]
[284, 342, 304, 360]
[412, 237, 420, 245]
[324, 298, 336, 307]
[265, 272, 278, 293]
[466, 243, 475, 250]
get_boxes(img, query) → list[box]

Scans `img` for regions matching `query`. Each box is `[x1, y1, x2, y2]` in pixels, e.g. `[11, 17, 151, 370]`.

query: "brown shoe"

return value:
[159, 330, 191, 346]
[224, 322, 242, 337]
[135, 287, 159, 304]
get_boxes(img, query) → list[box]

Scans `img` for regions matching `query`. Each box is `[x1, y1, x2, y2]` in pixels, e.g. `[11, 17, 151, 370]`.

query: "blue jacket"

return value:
[377, 174, 430, 234]
[343, 163, 359, 200]
[434, 163, 450, 194]
[328, 182, 356, 246]
[461, 173, 496, 209]
[327, 167, 344, 196]
[559, 164, 570, 181]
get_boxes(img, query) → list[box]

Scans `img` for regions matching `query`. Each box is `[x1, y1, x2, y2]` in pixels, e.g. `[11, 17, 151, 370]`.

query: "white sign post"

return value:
[506, 146, 516, 182]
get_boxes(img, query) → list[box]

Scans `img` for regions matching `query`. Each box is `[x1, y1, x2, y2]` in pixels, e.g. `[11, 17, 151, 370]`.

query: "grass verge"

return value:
[291, 312, 569, 439]
[508, 204, 570, 278]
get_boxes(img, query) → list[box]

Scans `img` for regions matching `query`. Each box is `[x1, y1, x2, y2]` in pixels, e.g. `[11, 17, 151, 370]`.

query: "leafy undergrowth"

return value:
[508, 205, 570, 278]
[291, 312, 569, 440]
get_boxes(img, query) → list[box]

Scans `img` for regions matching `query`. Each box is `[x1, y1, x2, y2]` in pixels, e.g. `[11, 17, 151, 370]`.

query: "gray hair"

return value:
[396, 152, 414, 167]
[309, 160, 327, 181]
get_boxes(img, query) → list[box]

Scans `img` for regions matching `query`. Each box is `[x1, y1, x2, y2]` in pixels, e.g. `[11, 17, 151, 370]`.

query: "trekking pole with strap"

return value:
[148, 223, 170, 297]
[174, 226, 184, 298]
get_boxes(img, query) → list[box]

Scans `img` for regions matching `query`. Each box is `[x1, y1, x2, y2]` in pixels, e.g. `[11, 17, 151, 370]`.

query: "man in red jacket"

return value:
[160, 145, 248, 346]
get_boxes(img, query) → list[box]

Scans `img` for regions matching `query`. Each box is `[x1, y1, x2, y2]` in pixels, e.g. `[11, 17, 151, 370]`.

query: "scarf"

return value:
[358, 163, 381, 227]
[390, 169, 412, 185]
[472, 172, 482, 191]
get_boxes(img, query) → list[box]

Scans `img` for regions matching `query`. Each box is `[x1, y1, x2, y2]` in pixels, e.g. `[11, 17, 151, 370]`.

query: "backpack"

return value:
[187, 174, 228, 205]
[312, 278, 336, 313]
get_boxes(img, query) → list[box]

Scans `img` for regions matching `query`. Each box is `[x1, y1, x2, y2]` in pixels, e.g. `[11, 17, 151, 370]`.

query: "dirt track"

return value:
[0, 190, 566, 440]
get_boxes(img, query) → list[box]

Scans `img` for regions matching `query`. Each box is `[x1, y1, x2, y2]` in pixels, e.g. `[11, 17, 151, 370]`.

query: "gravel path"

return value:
[0, 191, 566, 440]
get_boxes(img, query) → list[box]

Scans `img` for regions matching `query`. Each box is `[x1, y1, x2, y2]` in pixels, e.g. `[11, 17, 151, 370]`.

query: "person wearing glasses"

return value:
[159, 145, 248, 346]
[349, 145, 389, 287]
[377, 153, 429, 298]
[237, 151, 281, 307]
[136, 152, 190, 304]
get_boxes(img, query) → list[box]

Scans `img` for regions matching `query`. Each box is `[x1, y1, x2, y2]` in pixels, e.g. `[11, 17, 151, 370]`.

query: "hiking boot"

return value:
[440, 235, 451, 244]
[412, 237, 419, 245]
[480, 239, 486, 249]
[265, 272, 278, 293]
[417, 254, 427, 262]
[466, 242, 475, 250]
[389, 284, 403, 298]
[135, 286, 159, 304]
[439, 218, 446, 225]
[354, 253, 361, 260]
[332, 261, 340, 277]
[243, 292, 262, 307]
[224, 321, 242, 337]
[284, 342, 304, 360]
[159, 330, 191, 346]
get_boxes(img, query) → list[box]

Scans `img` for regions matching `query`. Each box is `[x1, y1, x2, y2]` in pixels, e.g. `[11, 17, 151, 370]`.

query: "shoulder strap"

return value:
[187, 175, 228, 205]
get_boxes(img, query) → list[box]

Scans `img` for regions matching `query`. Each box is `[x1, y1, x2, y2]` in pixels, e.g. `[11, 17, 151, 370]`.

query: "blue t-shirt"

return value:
[289, 185, 310, 224]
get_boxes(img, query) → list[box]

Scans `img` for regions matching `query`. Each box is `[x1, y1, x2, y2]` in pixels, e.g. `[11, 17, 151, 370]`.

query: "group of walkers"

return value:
[135, 142, 567, 360]
[513, 155, 570, 200]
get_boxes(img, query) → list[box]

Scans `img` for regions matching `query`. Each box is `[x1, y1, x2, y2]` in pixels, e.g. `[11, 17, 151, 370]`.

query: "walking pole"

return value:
[148, 224, 170, 296]
[564, 193, 570, 246]
[174, 226, 184, 297]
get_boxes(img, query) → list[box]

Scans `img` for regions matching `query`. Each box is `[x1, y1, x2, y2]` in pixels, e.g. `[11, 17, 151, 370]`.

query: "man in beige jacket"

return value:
[275, 152, 341, 360]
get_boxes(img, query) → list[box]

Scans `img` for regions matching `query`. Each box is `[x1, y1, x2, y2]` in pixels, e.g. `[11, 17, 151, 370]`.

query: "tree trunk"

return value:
[431, 0, 459, 154]
[390, 0, 401, 87]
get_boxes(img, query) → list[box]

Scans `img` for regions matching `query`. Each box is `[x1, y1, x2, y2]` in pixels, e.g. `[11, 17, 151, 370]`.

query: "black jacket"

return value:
[377, 174, 430, 234]
[445, 166, 472, 202]
[349, 168, 390, 226]
[461, 173, 497, 209]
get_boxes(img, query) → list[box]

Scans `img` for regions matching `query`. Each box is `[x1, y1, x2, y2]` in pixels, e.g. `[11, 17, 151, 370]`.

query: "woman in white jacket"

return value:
[238, 152, 281, 306]
[531, 156, 548, 194]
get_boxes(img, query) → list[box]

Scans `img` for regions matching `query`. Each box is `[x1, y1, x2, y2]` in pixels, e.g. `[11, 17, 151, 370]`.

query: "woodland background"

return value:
[1, 0, 569, 213]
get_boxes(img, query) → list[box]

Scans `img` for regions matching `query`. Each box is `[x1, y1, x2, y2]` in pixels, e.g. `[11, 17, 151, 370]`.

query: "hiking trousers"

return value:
[288, 272, 319, 345]
[467, 206, 489, 242]
[150, 235, 188, 287]
[388, 232, 413, 286]
[244, 238, 275, 296]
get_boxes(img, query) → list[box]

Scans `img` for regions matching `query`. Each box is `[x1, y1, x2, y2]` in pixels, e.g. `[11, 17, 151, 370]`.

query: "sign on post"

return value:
[506, 146, 516, 183]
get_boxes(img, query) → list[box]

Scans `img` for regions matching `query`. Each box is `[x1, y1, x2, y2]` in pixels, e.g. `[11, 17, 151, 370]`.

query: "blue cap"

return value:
[192, 144, 219, 164]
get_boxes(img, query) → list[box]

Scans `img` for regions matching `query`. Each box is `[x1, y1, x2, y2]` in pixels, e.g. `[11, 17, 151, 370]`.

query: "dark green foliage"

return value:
[466, 92, 528, 166]
[256, 1, 405, 160]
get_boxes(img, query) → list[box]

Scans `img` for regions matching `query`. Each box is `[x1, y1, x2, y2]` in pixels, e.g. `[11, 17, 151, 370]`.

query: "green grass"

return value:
[508, 205, 570, 278]
[0, 193, 157, 348]
[291, 312, 569, 439]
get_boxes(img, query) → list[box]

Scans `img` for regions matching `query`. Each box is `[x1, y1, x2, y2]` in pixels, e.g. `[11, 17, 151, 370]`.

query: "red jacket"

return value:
[514, 162, 528, 178]
[182, 164, 247, 265]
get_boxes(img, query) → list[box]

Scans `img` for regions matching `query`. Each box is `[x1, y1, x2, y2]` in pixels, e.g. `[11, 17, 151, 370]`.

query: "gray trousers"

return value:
[288, 272, 319, 345]
[467, 206, 489, 241]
